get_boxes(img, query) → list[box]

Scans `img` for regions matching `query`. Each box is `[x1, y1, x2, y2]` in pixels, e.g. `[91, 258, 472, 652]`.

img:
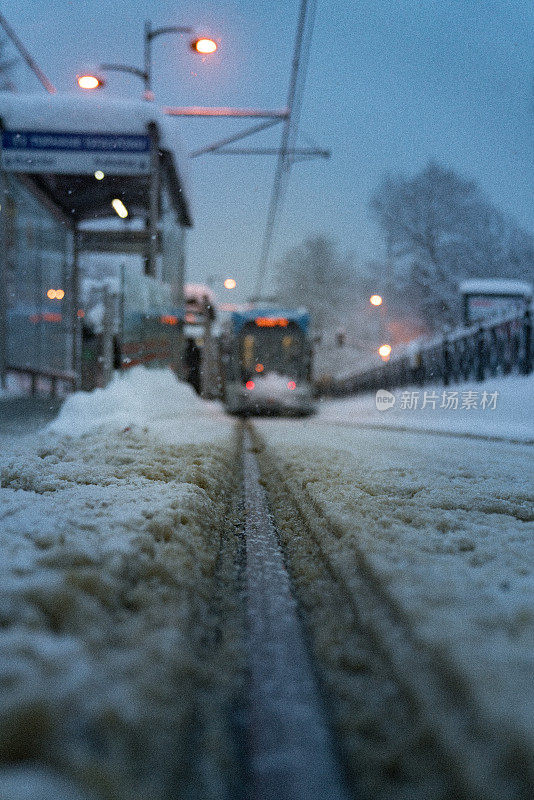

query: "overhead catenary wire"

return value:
[253, 0, 319, 301]
[0, 12, 56, 93]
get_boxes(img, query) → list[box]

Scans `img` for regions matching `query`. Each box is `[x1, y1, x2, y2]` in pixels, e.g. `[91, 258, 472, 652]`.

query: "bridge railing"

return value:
[318, 310, 533, 398]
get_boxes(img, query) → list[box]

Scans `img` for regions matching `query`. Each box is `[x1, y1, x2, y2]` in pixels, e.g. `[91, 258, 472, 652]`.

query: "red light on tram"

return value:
[287, 381, 296, 390]
[245, 380, 255, 390]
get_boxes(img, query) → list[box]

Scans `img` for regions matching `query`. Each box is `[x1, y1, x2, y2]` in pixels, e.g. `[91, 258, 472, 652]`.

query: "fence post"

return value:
[442, 337, 450, 386]
[521, 309, 532, 375]
[475, 326, 485, 382]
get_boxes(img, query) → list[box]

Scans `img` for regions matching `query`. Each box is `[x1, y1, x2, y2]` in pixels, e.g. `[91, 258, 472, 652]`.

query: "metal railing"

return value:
[319, 310, 533, 398]
[5, 365, 77, 396]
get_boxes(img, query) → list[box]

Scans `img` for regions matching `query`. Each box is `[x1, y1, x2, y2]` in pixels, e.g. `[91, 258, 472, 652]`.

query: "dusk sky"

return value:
[6, 0, 534, 301]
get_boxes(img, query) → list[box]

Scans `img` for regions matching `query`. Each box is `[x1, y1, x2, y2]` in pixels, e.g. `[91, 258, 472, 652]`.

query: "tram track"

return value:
[240, 426, 350, 800]
[242, 421, 533, 800]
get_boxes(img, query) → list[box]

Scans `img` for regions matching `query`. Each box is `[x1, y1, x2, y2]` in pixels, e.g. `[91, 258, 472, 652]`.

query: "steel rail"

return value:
[241, 427, 350, 800]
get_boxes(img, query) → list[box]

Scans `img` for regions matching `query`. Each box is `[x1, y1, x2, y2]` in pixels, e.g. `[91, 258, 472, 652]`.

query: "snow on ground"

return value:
[0, 368, 241, 800]
[318, 372, 534, 442]
[255, 416, 534, 788]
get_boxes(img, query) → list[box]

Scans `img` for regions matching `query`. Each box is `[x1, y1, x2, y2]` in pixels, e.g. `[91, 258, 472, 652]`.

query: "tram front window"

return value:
[239, 322, 305, 382]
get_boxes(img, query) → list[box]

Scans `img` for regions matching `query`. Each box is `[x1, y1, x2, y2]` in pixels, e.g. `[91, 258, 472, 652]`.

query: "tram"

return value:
[222, 307, 316, 415]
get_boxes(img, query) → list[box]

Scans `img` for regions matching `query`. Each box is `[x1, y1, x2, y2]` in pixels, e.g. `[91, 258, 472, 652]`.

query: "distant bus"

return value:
[221, 307, 316, 416]
[459, 280, 532, 326]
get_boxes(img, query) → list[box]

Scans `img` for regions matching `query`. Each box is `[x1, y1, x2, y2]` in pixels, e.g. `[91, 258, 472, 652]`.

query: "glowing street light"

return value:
[94, 170, 105, 180]
[77, 74, 105, 90]
[224, 277, 237, 289]
[191, 37, 217, 54]
[111, 198, 128, 218]
[85, 23, 219, 99]
[370, 294, 383, 306]
[378, 344, 392, 361]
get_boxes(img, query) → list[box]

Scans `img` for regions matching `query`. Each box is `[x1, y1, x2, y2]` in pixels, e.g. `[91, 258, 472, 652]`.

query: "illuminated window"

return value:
[242, 334, 254, 367]
[255, 317, 289, 327]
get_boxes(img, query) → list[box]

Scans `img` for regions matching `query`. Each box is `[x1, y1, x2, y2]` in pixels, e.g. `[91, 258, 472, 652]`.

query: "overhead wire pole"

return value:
[253, 0, 318, 301]
[0, 12, 56, 93]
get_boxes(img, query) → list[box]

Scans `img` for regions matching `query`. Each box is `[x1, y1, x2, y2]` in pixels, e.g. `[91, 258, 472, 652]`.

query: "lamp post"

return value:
[370, 294, 389, 357]
[94, 21, 217, 100]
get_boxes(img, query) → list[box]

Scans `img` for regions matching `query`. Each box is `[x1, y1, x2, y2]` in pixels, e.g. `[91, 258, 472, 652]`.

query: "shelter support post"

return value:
[101, 284, 114, 387]
[147, 122, 159, 277]
[71, 227, 82, 390]
[0, 139, 7, 391]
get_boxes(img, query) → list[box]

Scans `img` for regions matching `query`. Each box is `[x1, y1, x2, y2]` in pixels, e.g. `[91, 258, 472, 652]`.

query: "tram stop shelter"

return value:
[0, 92, 192, 392]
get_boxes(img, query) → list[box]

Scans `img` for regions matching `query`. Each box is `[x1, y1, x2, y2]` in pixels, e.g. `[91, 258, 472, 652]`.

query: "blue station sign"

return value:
[1, 130, 151, 175]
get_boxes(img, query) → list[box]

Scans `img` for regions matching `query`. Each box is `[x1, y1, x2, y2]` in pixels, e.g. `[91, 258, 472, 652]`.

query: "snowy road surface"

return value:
[316, 372, 534, 443]
[254, 414, 533, 798]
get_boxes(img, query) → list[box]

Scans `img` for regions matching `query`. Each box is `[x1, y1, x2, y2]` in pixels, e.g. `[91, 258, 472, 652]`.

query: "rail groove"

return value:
[249, 424, 533, 800]
[241, 427, 350, 800]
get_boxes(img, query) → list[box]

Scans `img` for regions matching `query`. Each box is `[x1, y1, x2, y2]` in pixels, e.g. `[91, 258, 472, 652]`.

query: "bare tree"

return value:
[274, 235, 358, 336]
[370, 162, 534, 330]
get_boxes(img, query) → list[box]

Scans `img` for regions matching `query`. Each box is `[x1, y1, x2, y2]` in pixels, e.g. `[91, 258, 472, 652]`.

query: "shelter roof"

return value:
[0, 92, 192, 226]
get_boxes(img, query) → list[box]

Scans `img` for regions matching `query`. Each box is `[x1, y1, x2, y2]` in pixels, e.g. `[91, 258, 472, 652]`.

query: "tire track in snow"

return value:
[306, 417, 534, 445]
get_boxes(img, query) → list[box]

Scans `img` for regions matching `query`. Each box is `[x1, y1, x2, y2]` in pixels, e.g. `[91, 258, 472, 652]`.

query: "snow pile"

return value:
[319, 372, 534, 442]
[0, 767, 93, 800]
[48, 367, 211, 437]
[256, 418, 534, 791]
[0, 388, 241, 799]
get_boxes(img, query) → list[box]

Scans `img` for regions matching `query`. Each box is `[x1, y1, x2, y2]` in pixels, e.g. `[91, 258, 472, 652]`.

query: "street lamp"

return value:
[223, 278, 237, 289]
[378, 344, 392, 361]
[191, 37, 217, 54]
[89, 22, 218, 100]
[370, 293, 388, 354]
[77, 74, 105, 90]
